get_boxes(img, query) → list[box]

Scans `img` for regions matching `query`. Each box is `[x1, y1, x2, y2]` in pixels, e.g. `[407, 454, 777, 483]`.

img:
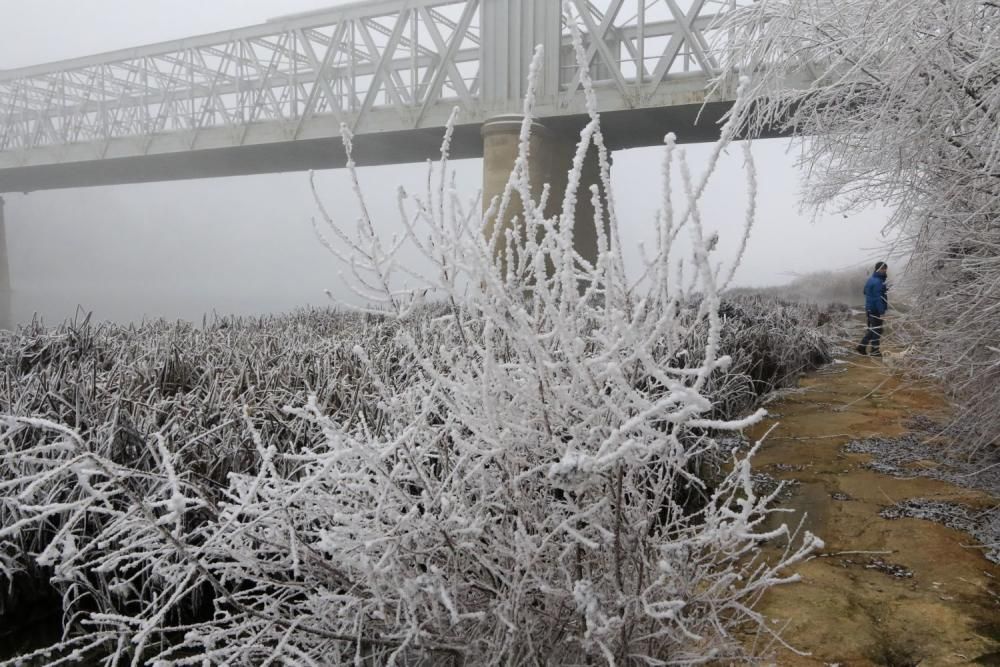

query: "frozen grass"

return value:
[1, 295, 832, 664]
[0, 21, 838, 664]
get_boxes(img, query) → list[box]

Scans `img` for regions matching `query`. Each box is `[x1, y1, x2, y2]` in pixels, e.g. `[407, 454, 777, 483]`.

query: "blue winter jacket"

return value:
[864, 273, 888, 315]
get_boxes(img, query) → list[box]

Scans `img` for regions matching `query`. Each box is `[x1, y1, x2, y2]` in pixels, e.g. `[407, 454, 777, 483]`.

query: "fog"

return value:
[1, 1, 895, 327]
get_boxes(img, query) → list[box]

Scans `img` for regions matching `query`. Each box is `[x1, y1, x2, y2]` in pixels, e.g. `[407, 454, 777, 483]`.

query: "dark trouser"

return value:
[860, 312, 883, 351]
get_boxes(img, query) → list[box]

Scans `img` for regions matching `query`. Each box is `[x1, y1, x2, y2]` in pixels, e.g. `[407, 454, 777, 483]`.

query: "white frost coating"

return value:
[0, 10, 825, 665]
[718, 0, 1000, 459]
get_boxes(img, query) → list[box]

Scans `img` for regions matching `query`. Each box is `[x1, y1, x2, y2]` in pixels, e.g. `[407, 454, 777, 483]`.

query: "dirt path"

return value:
[747, 343, 999, 665]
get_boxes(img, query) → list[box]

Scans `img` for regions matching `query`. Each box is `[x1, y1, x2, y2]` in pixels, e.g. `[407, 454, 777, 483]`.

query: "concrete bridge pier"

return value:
[0, 197, 10, 330]
[481, 115, 610, 276]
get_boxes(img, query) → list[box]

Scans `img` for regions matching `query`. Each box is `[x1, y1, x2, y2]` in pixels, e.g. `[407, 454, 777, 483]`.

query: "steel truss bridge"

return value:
[0, 0, 747, 192]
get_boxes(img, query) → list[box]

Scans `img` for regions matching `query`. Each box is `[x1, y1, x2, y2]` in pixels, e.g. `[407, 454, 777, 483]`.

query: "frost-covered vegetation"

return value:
[0, 26, 838, 665]
[0, 295, 832, 664]
[719, 0, 1000, 461]
[728, 268, 870, 309]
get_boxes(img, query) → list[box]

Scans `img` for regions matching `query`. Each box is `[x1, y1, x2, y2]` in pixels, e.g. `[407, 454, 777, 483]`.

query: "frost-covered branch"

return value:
[0, 14, 832, 665]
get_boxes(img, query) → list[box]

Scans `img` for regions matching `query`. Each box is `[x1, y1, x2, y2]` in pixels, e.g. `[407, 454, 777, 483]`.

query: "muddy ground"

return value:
[745, 340, 999, 665]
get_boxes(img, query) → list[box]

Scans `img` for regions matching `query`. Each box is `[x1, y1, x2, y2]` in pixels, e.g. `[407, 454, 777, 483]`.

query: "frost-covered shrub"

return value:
[0, 300, 829, 664]
[0, 302, 830, 652]
[0, 25, 823, 666]
[713, 296, 832, 413]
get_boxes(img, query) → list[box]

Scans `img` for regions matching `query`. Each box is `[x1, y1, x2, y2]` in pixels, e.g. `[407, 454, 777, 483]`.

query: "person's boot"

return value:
[869, 347, 882, 357]
[856, 344, 867, 355]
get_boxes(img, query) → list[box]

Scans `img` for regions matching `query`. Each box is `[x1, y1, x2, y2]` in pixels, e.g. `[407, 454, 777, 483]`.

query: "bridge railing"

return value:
[0, 0, 483, 153]
[0, 0, 744, 157]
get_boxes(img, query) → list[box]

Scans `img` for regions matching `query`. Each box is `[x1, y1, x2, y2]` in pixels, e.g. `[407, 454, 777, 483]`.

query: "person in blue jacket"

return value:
[857, 261, 888, 356]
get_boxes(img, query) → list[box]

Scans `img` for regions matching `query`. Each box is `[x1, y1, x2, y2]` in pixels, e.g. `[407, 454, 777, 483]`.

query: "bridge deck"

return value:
[0, 0, 744, 192]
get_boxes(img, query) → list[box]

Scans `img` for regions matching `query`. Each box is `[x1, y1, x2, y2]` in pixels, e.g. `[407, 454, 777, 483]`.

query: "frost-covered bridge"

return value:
[0, 0, 739, 190]
[0, 0, 744, 324]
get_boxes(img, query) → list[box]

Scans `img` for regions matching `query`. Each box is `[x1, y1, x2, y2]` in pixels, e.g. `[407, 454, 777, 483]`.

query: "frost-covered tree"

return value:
[0, 16, 823, 667]
[717, 0, 1000, 459]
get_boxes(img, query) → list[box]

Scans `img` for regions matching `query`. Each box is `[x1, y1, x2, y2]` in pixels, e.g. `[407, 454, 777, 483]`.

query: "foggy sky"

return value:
[1, 1, 894, 326]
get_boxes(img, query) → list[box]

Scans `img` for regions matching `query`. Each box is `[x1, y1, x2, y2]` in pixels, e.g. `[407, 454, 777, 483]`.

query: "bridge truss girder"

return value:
[0, 0, 746, 190]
